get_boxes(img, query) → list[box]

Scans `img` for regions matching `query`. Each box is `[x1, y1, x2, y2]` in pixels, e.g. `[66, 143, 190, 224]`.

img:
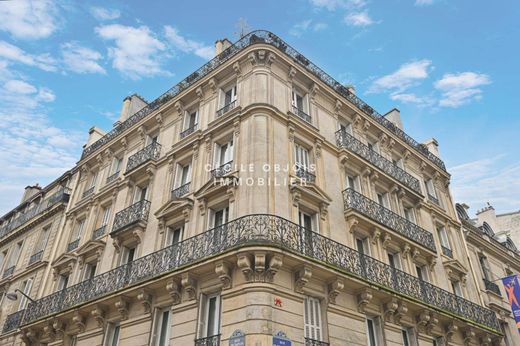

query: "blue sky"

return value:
[0, 0, 519, 216]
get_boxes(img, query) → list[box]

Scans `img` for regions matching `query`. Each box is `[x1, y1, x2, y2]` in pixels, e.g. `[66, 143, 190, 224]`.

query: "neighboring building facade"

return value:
[0, 30, 512, 345]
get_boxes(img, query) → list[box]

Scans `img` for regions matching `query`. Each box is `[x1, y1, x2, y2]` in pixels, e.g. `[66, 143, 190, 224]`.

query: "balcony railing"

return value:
[2, 309, 25, 334]
[343, 188, 436, 252]
[28, 250, 44, 265]
[211, 161, 233, 179]
[67, 239, 80, 252]
[441, 246, 453, 258]
[295, 165, 316, 183]
[216, 101, 236, 117]
[484, 278, 502, 296]
[18, 214, 499, 333]
[0, 188, 71, 241]
[180, 124, 198, 139]
[335, 130, 421, 194]
[82, 186, 95, 199]
[2, 265, 15, 279]
[92, 225, 107, 239]
[292, 106, 312, 124]
[305, 338, 329, 346]
[428, 194, 440, 205]
[171, 183, 190, 200]
[106, 171, 120, 184]
[112, 200, 151, 234]
[126, 142, 161, 173]
[195, 335, 221, 346]
[81, 31, 445, 172]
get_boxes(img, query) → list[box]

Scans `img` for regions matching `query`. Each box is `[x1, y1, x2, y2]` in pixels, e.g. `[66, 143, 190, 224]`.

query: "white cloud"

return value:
[434, 72, 491, 107]
[4, 79, 36, 94]
[0, 0, 59, 39]
[0, 40, 56, 72]
[369, 59, 432, 93]
[289, 20, 328, 37]
[310, 0, 366, 10]
[344, 11, 375, 26]
[415, 0, 435, 6]
[96, 24, 168, 79]
[61, 42, 105, 74]
[164, 26, 214, 60]
[390, 92, 434, 107]
[90, 6, 121, 21]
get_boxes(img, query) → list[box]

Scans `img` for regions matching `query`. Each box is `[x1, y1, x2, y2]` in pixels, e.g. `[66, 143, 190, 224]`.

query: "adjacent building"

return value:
[0, 30, 515, 346]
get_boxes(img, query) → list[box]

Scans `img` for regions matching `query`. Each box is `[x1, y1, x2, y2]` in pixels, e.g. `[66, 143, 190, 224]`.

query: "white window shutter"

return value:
[304, 297, 322, 341]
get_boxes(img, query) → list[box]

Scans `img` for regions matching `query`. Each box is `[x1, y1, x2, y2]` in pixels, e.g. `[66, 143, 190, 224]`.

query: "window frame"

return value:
[203, 293, 221, 338]
[153, 307, 172, 346]
[303, 296, 323, 341]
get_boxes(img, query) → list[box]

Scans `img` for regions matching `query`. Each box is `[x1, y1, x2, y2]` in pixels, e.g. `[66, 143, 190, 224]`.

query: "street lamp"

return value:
[6, 289, 34, 303]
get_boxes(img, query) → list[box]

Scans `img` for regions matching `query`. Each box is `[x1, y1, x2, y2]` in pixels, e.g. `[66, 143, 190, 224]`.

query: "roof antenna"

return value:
[234, 18, 251, 39]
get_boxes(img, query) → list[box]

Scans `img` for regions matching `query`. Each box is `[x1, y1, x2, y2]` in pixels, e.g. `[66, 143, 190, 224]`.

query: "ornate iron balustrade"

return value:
[428, 194, 440, 205]
[216, 101, 236, 117]
[305, 338, 329, 346]
[211, 161, 233, 179]
[0, 188, 70, 240]
[81, 31, 445, 172]
[67, 239, 80, 252]
[292, 106, 311, 123]
[195, 335, 221, 346]
[19, 214, 499, 332]
[92, 225, 107, 239]
[125, 142, 161, 173]
[441, 246, 453, 258]
[343, 188, 436, 252]
[28, 250, 44, 265]
[112, 200, 151, 234]
[106, 171, 120, 184]
[171, 183, 190, 200]
[2, 309, 25, 334]
[82, 186, 95, 199]
[484, 278, 501, 296]
[2, 265, 14, 279]
[180, 124, 198, 139]
[295, 165, 316, 183]
[335, 130, 421, 194]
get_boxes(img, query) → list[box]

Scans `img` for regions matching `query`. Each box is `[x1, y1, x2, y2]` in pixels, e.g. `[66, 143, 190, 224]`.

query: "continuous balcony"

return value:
[171, 182, 190, 200]
[335, 130, 421, 194]
[1, 309, 25, 334]
[80, 31, 445, 173]
[195, 335, 220, 346]
[15, 214, 498, 333]
[125, 142, 161, 173]
[343, 188, 436, 252]
[111, 200, 151, 235]
[211, 161, 233, 179]
[216, 101, 236, 117]
[292, 106, 311, 124]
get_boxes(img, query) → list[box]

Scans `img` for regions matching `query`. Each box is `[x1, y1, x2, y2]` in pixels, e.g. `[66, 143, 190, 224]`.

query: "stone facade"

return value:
[0, 30, 516, 346]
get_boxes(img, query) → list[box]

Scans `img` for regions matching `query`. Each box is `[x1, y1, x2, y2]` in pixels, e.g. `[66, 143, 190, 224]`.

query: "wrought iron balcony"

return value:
[441, 246, 453, 258]
[305, 338, 329, 346]
[2, 309, 25, 334]
[292, 106, 312, 124]
[92, 225, 107, 239]
[82, 186, 95, 199]
[106, 171, 120, 184]
[171, 183, 190, 200]
[0, 188, 70, 241]
[28, 250, 44, 265]
[216, 101, 236, 117]
[126, 142, 161, 173]
[335, 130, 421, 194]
[343, 188, 436, 252]
[18, 214, 499, 332]
[428, 194, 440, 205]
[295, 165, 316, 183]
[195, 335, 221, 346]
[211, 161, 233, 179]
[180, 124, 198, 139]
[484, 278, 501, 296]
[67, 239, 80, 252]
[112, 200, 151, 234]
[2, 265, 15, 279]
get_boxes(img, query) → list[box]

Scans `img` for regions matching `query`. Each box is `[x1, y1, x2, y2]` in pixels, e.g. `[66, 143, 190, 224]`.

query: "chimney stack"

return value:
[21, 184, 42, 204]
[384, 108, 403, 131]
[215, 38, 232, 56]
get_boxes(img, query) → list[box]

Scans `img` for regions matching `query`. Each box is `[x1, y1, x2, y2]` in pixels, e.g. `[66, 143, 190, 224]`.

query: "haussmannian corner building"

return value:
[0, 30, 518, 346]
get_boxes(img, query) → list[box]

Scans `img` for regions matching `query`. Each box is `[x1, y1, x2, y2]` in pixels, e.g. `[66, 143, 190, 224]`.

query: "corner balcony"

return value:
[125, 142, 161, 173]
[1, 309, 25, 334]
[335, 130, 421, 194]
[343, 188, 436, 252]
[111, 200, 151, 235]
[17, 214, 499, 334]
[195, 335, 220, 346]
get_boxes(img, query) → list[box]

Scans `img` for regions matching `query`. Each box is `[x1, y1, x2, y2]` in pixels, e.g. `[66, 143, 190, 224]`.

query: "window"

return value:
[223, 85, 237, 106]
[376, 192, 390, 209]
[70, 219, 85, 242]
[184, 110, 198, 130]
[437, 226, 451, 250]
[202, 294, 221, 338]
[366, 317, 381, 346]
[84, 263, 97, 280]
[339, 121, 353, 135]
[215, 139, 234, 167]
[104, 322, 120, 346]
[166, 227, 183, 247]
[479, 255, 491, 281]
[153, 308, 171, 346]
[294, 143, 311, 171]
[426, 179, 437, 198]
[416, 265, 429, 282]
[292, 90, 308, 113]
[403, 207, 416, 223]
[500, 322, 512, 346]
[432, 337, 444, 346]
[393, 158, 404, 170]
[387, 252, 401, 270]
[19, 278, 33, 310]
[304, 296, 323, 341]
[88, 171, 98, 189]
[367, 140, 380, 154]
[346, 174, 361, 192]
[176, 163, 191, 187]
[100, 206, 111, 227]
[133, 185, 148, 203]
[0, 250, 6, 272]
[111, 157, 123, 175]
[356, 236, 370, 256]
[58, 274, 69, 291]
[451, 280, 463, 297]
[34, 226, 51, 254]
[147, 134, 159, 145]
[6, 241, 23, 269]
[299, 211, 315, 232]
[213, 207, 229, 228]
[401, 329, 410, 346]
[121, 246, 136, 265]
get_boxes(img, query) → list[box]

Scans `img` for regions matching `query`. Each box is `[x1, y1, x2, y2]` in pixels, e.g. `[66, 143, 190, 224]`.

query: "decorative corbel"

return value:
[319, 202, 328, 220]
[379, 133, 388, 147]
[120, 137, 127, 150]
[428, 257, 437, 271]
[42, 322, 56, 342]
[383, 298, 399, 323]
[310, 83, 319, 102]
[132, 228, 145, 244]
[387, 138, 395, 151]
[237, 253, 253, 281]
[96, 154, 103, 166]
[371, 229, 382, 245]
[346, 216, 359, 233]
[248, 52, 257, 65]
[480, 335, 492, 346]
[353, 114, 362, 129]
[463, 327, 476, 344]
[412, 248, 420, 261]
[357, 288, 373, 313]
[166, 278, 182, 305]
[113, 237, 122, 253]
[72, 310, 85, 333]
[233, 61, 241, 76]
[314, 139, 322, 159]
[137, 288, 153, 314]
[363, 119, 371, 132]
[445, 323, 457, 342]
[426, 313, 439, 335]
[193, 140, 200, 159]
[420, 161, 427, 171]
[52, 319, 65, 340]
[334, 99, 342, 115]
[115, 296, 129, 320]
[137, 125, 147, 143]
[155, 113, 163, 128]
[291, 190, 301, 207]
[266, 52, 276, 66]
[198, 198, 207, 216]
[402, 149, 411, 162]
[288, 123, 295, 142]
[295, 265, 312, 293]
[204, 133, 212, 152]
[233, 118, 241, 137]
[416, 310, 431, 332]
[91, 305, 106, 329]
[382, 234, 391, 249]
[288, 66, 297, 80]
[328, 278, 344, 305]
[208, 77, 217, 94]
[195, 86, 204, 101]
[181, 273, 197, 300]
[174, 100, 184, 116]
[394, 301, 408, 325]
[267, 254, 283, 282]
[254, 252, 266, 274]
[257, 50, 266, 61]
[182, 206, 192, 223]
[215, 260, 232, 289]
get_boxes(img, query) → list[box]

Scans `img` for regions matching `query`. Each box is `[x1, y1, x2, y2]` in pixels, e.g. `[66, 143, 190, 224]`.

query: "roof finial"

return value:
[234, 18, 251, 39]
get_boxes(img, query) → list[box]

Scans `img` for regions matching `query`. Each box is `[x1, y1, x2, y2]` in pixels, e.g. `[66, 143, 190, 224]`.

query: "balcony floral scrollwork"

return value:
[171, 183, 190, 200]
[343, 188, 436, 252]
[126, 142, 161, 173]
[211, 161, 233, 179]
[295, 165, 316, 183]
[216, 101, 236, 117]
[2, 309, 25, 334]
[335, 130, 421, 194]
[18, 214, 499, 333]
[195, 335, 220, 346]
[111, 200, 151, 234]
[92, 225, 107, 239]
